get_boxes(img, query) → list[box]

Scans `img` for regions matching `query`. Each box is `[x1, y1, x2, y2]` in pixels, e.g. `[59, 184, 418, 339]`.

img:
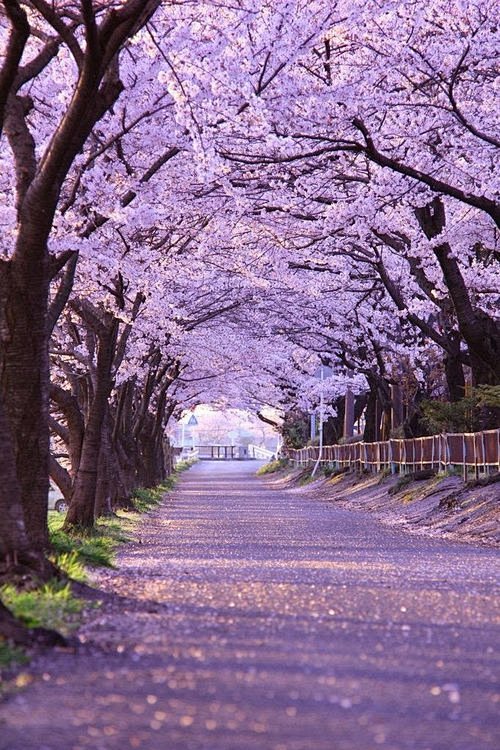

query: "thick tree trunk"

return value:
[114, 434, 138, 505]
[323, 396, 344, 444]
[0, 246, 51, 554]
[64, 320, 118, 530]
[433, 243, 500, 387]
[135, 415, 159, 487]
[0, 1, 163, 577]
[0, 397, 49, 576]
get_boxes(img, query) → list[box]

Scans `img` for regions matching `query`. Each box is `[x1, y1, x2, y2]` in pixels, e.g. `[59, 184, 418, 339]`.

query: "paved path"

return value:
[2, 461, 499, 750]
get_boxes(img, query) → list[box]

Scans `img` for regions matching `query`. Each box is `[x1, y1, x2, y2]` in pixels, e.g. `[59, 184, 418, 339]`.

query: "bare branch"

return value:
[30, 0, 83, 67]
[0, 0, 29, 135]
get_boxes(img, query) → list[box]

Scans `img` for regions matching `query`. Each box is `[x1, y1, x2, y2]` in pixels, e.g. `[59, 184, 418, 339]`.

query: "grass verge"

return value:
[1, 465, 190, 673]
[1, 580, 85, 636]
[48, 515, 131, 575]
[256, 458, 289, 475]
[0, 643, 28, 670]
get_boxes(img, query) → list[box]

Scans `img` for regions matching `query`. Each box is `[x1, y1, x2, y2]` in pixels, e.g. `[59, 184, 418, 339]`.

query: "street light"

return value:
[311, 365, 332, 478]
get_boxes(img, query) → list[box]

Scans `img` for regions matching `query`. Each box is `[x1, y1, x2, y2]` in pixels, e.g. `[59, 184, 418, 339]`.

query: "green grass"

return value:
[1, 470, 194, 681]
[256, 458, 289, 475]
[48, 514, 129, 571]
[297, 473, 314, 486]
[174, 458, 198, 472]
[131, 479, 174, 512]
[52, 551, 87, 581]
[50, 471, 187, 567]
[1, 580, 84, 635]
[388, 474, 413, 495]
[0, 643, 28, 669]
[48, 475, 182, 569]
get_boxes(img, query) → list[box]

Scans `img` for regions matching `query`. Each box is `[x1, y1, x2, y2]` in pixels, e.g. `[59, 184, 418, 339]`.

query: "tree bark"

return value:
[64, 317, 118, 529]
[0, 238, 51, 552]
[415, 198, 500, 387]
[444, 332, 466, 402]
[363, 388, 378, 442]
[95, 410, 114, 517]
[0, 397, 48, 575]
[1, 1, 163, 576]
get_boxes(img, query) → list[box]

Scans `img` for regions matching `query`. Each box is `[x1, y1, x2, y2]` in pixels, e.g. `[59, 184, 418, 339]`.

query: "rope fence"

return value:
[285, 429, 500, 481]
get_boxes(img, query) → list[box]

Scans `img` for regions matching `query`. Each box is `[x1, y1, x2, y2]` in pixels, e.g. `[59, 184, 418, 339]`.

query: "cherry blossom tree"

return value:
[1, 0, 498, 584]
[0, 0, 162, 575]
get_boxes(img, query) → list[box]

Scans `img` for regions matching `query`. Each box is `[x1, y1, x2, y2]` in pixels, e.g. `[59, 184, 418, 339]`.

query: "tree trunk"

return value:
[434, 242, 500, 387]
[95, 411, 114, 517]
[322, 396, 344, 445]
[390, 384, 403, 432]
[50, 383, 84, 478]
[0, 0, 163, 576]
[415, 198, 500, 387]
[363, 388, 378, 442]
[444, 333, 466, 402]
[0, 599, 66, 647]
[343, 389, 355, 439]
[49, 455, 72, 501]
[0, 397, 49, 576]
[64, 320, 118, 530]
[0, 245, 51, 555]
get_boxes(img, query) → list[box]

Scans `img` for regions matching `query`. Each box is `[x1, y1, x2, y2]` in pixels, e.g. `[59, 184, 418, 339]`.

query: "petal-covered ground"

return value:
[1, 461, 499, 750]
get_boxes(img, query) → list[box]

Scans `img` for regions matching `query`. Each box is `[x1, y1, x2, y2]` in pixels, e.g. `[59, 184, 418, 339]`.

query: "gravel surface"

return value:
[1, 460, 499, 750]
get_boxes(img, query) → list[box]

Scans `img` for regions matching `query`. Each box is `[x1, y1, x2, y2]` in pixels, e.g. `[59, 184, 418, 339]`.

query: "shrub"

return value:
[421, 386, 500, 434]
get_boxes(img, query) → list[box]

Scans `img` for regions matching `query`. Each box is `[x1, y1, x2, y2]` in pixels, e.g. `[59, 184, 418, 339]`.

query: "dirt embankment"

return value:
[269, 468, 500, 547]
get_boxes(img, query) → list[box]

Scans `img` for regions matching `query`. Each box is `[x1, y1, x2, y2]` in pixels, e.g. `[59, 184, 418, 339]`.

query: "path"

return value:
[1, 461, 499, 750]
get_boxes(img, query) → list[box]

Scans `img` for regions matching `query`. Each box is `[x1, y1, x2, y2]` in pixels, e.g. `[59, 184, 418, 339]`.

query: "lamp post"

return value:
[311, 365, 326, 478]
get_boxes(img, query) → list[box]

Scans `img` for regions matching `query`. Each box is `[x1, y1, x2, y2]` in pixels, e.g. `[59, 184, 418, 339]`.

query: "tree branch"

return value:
[353, 117, 500, 228]
[0, 0, 29, 135]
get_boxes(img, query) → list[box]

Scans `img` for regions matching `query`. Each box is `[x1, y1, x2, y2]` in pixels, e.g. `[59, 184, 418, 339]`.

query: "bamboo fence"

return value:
[286, 429, 500, 481]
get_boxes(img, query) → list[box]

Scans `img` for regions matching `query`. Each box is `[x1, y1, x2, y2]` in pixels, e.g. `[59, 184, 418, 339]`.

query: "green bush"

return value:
[421, 386, 500, 433]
